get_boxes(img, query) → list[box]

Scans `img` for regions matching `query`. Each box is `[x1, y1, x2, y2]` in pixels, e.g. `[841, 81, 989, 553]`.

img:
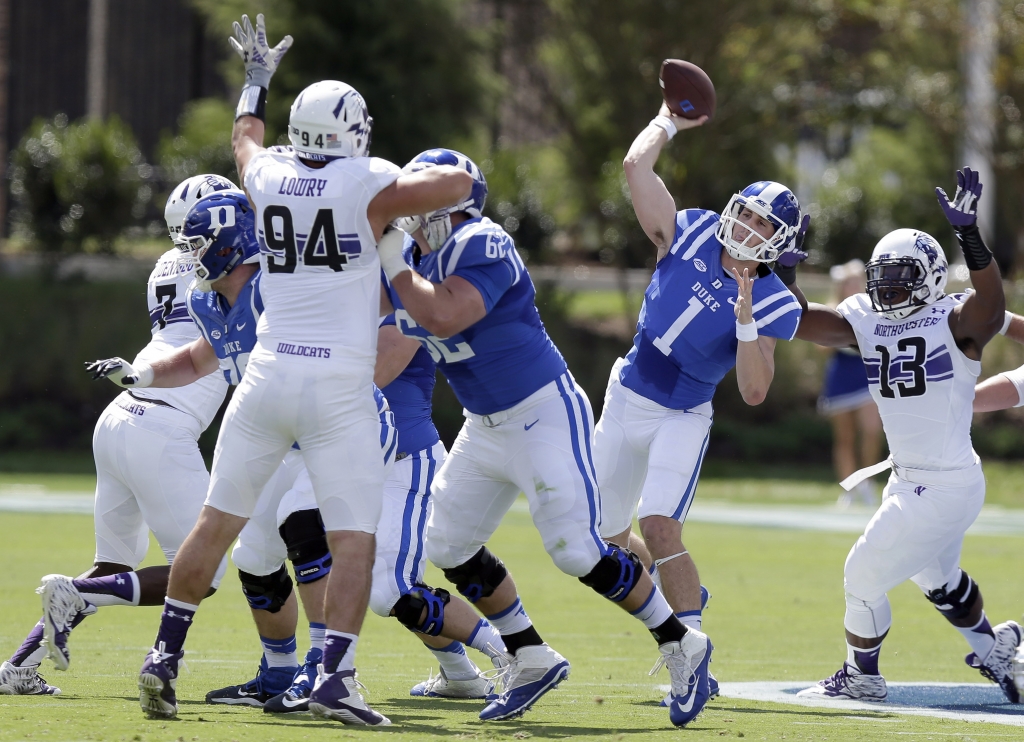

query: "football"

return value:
[659, 59, 716, 120]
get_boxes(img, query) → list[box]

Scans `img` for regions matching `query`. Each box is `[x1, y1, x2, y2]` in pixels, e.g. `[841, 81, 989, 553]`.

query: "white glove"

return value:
[377, 229, 411, 281]
[229, 13, 293, 89]
[85, 357, 154, 388]
[393, 215, 425, 235]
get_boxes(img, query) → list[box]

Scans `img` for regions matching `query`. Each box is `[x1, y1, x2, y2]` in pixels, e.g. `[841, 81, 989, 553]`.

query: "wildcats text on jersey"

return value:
[276, 342, 331, 359]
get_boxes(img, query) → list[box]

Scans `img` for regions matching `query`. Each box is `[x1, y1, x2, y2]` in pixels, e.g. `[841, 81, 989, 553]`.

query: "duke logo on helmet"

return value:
[163, 174, 239, 239]
[865, 228, 948, 320]
[176, 192, 259, 292]
[715, 181, 802, 263]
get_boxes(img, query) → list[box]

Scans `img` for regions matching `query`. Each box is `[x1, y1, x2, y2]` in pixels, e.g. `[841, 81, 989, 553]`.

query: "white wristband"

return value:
[1000, 311, 1013, 335]
[131, 363, 154, 388]
[736, 320, 758, 342]
[648, 116, 677, 141]
[377, 229, 412, 281]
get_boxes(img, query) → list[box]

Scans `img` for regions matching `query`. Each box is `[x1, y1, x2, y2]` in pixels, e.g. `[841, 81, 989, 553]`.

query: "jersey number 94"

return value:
[263, 205, 351, 273]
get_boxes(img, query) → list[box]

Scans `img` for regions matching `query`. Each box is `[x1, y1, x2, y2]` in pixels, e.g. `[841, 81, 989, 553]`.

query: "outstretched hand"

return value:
[936, 167, 982, 228]
[85, 357, 139, 386]
[731, 267, 754, 325]
[229, 13, 293, 89]
[776, 213, 810, 269]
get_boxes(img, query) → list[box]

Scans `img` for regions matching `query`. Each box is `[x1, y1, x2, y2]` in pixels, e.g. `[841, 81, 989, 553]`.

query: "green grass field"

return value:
[3, 495, 1024, 741]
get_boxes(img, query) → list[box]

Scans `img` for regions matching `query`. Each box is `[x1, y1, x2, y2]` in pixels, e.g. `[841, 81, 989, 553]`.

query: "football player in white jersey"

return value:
[0, 175, 235, 698]
[784, 167, 1020, 703]
[973, 312, 1024, 412]
[134, 15, 472, 726]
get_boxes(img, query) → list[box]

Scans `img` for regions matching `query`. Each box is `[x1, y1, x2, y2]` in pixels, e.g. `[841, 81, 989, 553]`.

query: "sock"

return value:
[153, 597, 197, 655]
[630, 585, 674, 631]
[73, 572, 139, 608]
[426, 640, 478, 681]
[322, 630, 358, 674]
[261, 634, 298, 669]
[10, 620, 46, 667]
[485, 598, 533, 636]
[467, 619, 507, 658]
[502, 626, 544, 655]
[309, 622, 326, 652]
[648, 563, 663, 593]
[676, 610, 702, 631]
[958, 614, 996, 661]
[846, 642, 882, 675]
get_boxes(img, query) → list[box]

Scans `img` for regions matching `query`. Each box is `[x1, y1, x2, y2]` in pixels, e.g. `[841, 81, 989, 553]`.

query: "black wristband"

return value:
[954, 224, 993, 272]
[235, 85, 267, 122]
[773, 263, 797, 287]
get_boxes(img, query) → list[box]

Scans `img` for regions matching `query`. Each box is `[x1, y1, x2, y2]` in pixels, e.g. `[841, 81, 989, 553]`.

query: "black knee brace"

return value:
[279, 509, 332, 584]
[441, 547, 508, 604]
[925, 570, 980, 620]
[579, 547, 643, 603]
[239, 564, 293, 613]
[392, 585, 451, 636]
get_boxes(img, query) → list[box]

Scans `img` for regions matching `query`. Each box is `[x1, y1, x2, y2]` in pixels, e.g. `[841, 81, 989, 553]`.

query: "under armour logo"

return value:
[207, 205, 236, 230]
[931, 307, 947, 315]
[914, 486, 926, 496]
[116, 576, 125, 585]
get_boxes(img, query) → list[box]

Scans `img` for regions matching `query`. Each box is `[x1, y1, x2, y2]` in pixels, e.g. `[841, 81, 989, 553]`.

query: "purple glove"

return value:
[936, 167, 982, 228]
[776, 213, 810, 268]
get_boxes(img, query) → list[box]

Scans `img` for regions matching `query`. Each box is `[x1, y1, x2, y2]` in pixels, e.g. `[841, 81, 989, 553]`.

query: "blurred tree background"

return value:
[4, 0, 1024, 467]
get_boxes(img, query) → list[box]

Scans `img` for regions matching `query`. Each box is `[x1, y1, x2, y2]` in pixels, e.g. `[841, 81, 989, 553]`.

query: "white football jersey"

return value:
[838, 293, 979, 471]
[244, 148, 400, 366]
[129, 248, 228, 430]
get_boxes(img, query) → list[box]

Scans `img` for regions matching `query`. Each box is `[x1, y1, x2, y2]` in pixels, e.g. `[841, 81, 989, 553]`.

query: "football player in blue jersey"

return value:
[378, 148, 710, 727]
[94, 191, 508, 712]
[598, 105, 804, 697]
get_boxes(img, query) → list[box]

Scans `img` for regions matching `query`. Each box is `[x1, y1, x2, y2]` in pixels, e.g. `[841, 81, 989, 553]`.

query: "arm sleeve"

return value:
[1002, 365, 1024, 407]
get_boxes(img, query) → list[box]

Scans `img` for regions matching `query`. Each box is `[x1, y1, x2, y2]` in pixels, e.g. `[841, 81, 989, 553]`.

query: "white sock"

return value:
[676, 610, 702, 631]
[260, 635, 298, 669]
[648, 564, 663, 593]
[426, 640, 479, 681]
[309, 622, 326, 652]
[630, 586, 674, 630]
[466, 619, 507, 658]
[485, 598, 533, 636]
[323, 630, 358, 673]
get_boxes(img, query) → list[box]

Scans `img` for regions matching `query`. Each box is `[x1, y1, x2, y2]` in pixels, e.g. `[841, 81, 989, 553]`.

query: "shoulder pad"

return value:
[670, 209, 721, 258]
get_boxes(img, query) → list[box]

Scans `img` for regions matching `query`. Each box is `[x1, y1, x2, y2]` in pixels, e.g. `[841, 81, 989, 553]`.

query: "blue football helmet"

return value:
[716, 181, 802, 263]
[176, 191, 258, 291]
[401, 149, 488, 250]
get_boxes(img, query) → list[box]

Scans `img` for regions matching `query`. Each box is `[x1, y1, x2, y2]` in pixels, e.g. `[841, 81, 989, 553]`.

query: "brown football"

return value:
[659, 59, 716, 120]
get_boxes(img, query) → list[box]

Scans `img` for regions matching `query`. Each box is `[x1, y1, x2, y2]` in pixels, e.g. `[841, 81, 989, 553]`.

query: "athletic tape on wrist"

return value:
[736, 320, 758, 342]
[235, 85, 267, 122]
[378, 227, 411, 281]
[132, 363, 154, 388]
[1000, 311, 1013, 336]
[954, 224, 993, 271]
[648, 116, 677, 141]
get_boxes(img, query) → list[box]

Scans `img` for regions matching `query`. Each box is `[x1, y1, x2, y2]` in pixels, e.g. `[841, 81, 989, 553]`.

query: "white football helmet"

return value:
[164, 174, 239, 240]
[865, 228, 949, 320]
[288, 80, 372, 160]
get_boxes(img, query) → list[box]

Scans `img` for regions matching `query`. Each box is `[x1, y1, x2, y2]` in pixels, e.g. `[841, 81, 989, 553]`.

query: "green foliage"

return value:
[191, 0, 497, 164]
[9, 115, 151, 257]
[156, 98, 239, 188]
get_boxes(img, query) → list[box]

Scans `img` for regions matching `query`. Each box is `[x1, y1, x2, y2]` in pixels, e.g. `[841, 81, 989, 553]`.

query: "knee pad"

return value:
[279, 509, 332, 584]
[844, 593, 892, 639]
[925, 570, 979, 620]
[392, 585, 451, 636]
[238, 565, 293, 614]
[579, 547, 643, 603]
[441, 547, 507, 604]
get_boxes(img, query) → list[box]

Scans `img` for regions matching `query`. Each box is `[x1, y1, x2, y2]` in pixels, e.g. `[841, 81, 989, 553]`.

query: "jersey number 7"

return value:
[264, 205, 348, 273]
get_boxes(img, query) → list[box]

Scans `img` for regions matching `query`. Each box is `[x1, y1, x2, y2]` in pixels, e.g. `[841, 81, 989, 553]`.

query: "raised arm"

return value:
[731, 267, 776, 405]
[623, 103, 707, 261]
[228, 14, 292, 183]
[367, 167, 474, 240]
[938, 168, 1006, 361]
[974, 370, 1023, 412]
[85, 338, 220, 390]
[374, 323, 424, 388]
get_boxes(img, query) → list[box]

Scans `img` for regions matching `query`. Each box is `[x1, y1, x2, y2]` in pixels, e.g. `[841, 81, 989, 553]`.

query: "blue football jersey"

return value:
[385, 217, 568, 415]
[619, 209, 802, 410]
[380, 313, 440, 456]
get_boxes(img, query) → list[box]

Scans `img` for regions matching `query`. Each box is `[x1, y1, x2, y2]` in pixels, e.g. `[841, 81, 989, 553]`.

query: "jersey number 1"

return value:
[264, 205, 348, 273]
[653, 297, 704, 355]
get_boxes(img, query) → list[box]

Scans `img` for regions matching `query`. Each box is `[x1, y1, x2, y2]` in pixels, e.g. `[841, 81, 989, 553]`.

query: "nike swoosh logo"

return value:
[675, 689, 697, 713]
[524, 420, 539, 431]
[236, 323, 246, 331]
[279, 695, 307, 708]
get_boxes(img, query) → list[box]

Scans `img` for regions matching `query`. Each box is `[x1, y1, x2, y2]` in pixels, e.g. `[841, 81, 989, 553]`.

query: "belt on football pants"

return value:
[841, 455, 982, 491]
[126, 390, 180, 412]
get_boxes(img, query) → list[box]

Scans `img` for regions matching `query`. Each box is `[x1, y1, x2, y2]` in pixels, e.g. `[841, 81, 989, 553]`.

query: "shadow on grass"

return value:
[715, 703, 902, 720]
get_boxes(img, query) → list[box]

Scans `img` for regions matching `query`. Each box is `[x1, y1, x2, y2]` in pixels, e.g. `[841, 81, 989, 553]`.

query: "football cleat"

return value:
[0, 661, 61, 696]
[38, 574, 92, 671]
[1011, 641, 1024, 698]
[206, 655, 297, 707]
[138, 642, 183, 719]
[661, 670, 718, 707]
[264, 648, 321, 714]
[966, 620, 1023, 703]
[479, 644, 570, 721]
[309, 667, 391, 726]
[796, 663, 887, 702]
[651, 629, 714, 727]
[409, 665, 493, 699]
